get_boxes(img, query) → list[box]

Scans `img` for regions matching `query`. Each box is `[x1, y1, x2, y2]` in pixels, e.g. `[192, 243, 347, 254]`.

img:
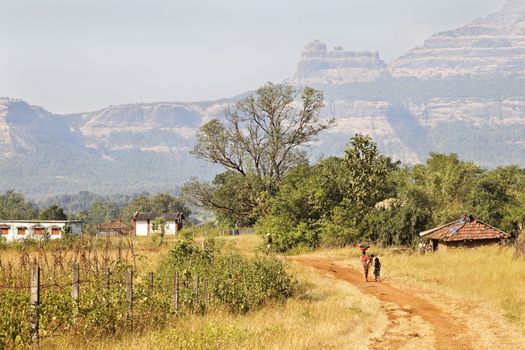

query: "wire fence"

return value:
[1, 261, 214, 346]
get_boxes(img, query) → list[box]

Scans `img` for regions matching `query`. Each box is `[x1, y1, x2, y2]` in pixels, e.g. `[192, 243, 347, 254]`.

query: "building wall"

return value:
[135, 220, 178, 236]
[165, 220, 177, 235]
[135, 220, 149, 236]
[71, 222, 82, 235]
[436, 239, 502, 251]
[0, 221, 82, 242]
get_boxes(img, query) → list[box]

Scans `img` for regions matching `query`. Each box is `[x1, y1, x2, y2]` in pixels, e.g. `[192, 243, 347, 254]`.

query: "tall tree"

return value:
[39, 204, 67, 220]
[410, 153, 481, 224]
[121, 193, 189, 220]
[0, 191, 38, 220]
[342, 134, 398, 210]
[186, 82, 332, 224]
[257, 134, 398, 250]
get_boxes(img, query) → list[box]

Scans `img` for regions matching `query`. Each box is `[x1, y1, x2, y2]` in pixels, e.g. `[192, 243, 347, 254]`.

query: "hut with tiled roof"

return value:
[97, 220, 131, 236]
[419, 215, 510, 251]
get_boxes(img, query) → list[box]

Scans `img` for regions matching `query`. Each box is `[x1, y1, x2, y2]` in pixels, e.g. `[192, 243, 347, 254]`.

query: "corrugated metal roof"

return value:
[419, 221, 456, 237]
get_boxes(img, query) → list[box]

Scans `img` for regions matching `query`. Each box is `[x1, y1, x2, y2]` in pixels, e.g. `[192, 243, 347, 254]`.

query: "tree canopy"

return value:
[39, 205, 67, 220]
[184, 82, 332, 225]
[257, 137, 525, 251]
[121, 193, 190, 220]
[256, 134, 398, 250]
[0, 191, 38, 220]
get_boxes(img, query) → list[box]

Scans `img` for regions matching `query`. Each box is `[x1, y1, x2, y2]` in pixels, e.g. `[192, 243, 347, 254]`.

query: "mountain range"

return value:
[2, 0, 525, 198]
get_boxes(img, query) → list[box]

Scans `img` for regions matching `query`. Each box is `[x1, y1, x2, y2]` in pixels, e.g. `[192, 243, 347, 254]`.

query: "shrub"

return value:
[0, 238, 297, 345]
[0, 290, 30, 348]
[159, 240, 296, 313]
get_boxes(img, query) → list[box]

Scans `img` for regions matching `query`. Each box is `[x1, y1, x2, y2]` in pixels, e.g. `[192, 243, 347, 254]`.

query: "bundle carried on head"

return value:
[359, 243, 370, 252]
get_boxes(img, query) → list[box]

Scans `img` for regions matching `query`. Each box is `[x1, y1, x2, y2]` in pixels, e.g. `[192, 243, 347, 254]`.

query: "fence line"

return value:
[2, 263, 214, 345]
[173, 271, 179, 311]
[127, 268, 133, 327]
[30, 265, 40, 344]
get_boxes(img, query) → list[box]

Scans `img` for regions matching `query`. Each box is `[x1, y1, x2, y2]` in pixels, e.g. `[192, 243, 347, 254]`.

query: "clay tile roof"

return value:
[424, 219, 510, 242]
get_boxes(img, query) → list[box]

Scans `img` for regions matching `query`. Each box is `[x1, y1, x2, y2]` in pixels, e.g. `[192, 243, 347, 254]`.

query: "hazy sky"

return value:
[0, 0, 507, 113]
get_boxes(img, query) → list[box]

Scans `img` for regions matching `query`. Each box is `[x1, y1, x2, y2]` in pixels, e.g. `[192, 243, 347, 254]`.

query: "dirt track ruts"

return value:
[294, 257, 472, 350]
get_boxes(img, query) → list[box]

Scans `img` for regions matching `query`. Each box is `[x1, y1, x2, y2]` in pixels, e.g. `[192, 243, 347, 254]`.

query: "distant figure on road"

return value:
[360, 250, 370, 282]
[266, 233, 273, 251]
[373, 257, 381, 282]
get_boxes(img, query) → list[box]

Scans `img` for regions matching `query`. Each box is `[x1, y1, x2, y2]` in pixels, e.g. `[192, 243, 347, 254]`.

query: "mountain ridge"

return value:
[2, 0, 525, 198]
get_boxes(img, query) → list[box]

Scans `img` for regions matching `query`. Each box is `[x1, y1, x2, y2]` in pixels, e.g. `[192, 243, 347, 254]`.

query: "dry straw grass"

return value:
[311, 245, 525, 332]
[43, 260, 386, 350]
[38, 234, 386, 349]
[8, 233, 525, 349]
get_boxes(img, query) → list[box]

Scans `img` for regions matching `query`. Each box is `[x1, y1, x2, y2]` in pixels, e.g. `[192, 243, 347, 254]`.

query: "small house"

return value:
[97, 220, 131, 236]
[132, 212, 184, 237]
[0, 220, 82, 242]
[420, 216, 510, 252]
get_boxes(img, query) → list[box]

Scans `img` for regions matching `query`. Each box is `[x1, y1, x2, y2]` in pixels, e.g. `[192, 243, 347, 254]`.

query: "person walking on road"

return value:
[360, 250, 370, 282]
[373, 257, 382, 282]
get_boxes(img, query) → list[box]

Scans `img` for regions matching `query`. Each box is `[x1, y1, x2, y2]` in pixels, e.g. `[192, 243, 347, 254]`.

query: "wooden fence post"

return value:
[193, 273, 199, 308]
[203, 277, 208, 309]
[148, 272, 154, 296]
[72, 263, 80, 318]
[104, 267, 110, 310]
[209, 279, 215, 305]
[30, 265, 40, 344]
[127, 268, 133, 326]
[173, 271, 179, 311]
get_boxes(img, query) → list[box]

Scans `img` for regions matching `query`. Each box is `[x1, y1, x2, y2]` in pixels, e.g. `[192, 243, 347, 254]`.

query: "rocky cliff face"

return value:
[286, 40, 388, 84]
[390, 0, 525, 79]
[2, 0, 525, 197]
[287, 1, 525, 170]
[0, 98, 220, 197]
[0, 98, 86, 157]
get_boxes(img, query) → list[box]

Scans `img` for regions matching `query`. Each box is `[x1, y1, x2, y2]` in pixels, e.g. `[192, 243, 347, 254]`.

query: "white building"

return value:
[0, 220, 82, 242]
[132, 212, 184, 237]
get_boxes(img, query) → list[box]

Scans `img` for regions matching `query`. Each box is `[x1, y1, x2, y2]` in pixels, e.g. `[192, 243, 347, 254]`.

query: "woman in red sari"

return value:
[360, 249, 370, 282]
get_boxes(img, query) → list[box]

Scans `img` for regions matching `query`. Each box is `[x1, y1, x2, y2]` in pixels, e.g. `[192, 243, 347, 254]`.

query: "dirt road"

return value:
[294, 257, 472, 350]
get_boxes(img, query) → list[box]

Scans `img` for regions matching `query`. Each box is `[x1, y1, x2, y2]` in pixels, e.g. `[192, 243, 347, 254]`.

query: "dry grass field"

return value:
[40, 234, 386, 350]
[306, 244, 525, 349]
[3, 233, 525, 349]
[43, 262, 385, 350]
[309, 245, 525, 330]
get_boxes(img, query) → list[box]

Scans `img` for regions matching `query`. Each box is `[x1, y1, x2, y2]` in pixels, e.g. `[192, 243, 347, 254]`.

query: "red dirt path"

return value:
[294, 257, 473, 350]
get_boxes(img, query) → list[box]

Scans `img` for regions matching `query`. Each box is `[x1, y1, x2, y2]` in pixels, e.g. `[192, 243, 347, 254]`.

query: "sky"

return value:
[0, 0, 508, 114]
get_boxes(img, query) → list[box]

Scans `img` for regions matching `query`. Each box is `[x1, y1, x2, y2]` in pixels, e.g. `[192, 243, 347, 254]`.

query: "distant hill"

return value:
[2, 0, 525, 198]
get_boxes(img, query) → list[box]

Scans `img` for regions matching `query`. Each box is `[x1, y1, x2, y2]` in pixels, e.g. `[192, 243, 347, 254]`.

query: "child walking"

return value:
[373, 257, 381, 282]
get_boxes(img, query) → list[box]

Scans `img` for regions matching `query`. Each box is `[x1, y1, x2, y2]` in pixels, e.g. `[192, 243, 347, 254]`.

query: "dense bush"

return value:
[0, 290, 30, 348]
[159, 240, 296, 313]
[257, 136, 525, 251]
[0, 237, 297, 347]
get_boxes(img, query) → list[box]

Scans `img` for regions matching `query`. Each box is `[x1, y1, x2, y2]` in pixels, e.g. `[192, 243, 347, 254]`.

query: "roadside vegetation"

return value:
[0, 234, 295, 348]
[180, 82, 525, 252]
[39, 235, 386, 350]
[309, 244, 525, 333]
